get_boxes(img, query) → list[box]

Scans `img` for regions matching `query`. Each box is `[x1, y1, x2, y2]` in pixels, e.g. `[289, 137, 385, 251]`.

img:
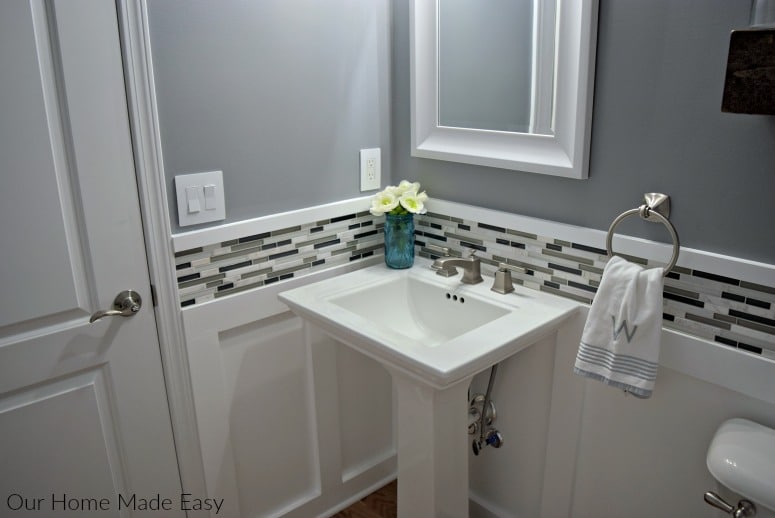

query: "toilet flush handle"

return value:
[704, 492, 756, 517]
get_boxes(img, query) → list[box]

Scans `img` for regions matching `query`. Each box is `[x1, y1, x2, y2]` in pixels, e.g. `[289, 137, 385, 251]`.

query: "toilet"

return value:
[705, 418, 775, 515]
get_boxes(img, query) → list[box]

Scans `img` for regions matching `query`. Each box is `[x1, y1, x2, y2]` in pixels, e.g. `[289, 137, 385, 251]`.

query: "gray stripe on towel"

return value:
[576, 350, 658, 376]
[573, 368, 653, 398]
[578, 342, 659, 371]
[577, 343, 658, 381]
[576, 357, 657, 381]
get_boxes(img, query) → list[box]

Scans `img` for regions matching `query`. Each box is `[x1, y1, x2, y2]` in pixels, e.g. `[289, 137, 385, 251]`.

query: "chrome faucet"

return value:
[431, 250, 483, 284]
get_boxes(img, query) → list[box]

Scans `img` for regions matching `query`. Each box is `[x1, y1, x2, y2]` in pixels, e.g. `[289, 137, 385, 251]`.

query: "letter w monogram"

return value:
[611, 315, 638, 343]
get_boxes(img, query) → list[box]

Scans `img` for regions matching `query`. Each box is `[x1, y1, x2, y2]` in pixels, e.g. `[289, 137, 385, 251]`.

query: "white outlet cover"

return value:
[175, 171, 226, 227]
[360, 148, 381, 191]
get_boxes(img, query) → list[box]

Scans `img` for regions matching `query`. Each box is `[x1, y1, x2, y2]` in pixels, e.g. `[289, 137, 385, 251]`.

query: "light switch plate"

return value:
[175, 171, 225, 227]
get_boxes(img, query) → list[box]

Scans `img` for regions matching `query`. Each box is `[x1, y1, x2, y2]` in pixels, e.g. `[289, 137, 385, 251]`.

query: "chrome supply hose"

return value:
[478, 364, 498, 446]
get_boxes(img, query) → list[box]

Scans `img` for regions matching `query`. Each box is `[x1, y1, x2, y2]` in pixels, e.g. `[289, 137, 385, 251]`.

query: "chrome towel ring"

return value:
[605, 193, 680, 277]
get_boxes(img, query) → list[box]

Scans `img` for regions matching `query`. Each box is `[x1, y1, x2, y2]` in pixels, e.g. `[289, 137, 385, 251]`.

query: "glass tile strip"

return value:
[176, 208, 775, 362]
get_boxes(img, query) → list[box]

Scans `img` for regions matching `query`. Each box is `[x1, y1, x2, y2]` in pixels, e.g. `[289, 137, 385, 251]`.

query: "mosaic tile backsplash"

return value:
[175, 208, 775, 360]
[174, 211, 382, 306]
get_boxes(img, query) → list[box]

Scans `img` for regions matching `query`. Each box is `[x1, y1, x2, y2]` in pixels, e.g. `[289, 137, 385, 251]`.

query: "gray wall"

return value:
[148, 0, 391, 233]
[392, 0, 775, 264]
[149, 0, 774, 262]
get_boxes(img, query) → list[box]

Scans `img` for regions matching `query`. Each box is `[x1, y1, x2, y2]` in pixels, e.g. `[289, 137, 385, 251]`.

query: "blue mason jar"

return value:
[383, 213, 415, 269]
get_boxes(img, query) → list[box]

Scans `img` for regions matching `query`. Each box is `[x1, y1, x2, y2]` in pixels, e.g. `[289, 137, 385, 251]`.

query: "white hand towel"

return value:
[573, 255, 664, 398]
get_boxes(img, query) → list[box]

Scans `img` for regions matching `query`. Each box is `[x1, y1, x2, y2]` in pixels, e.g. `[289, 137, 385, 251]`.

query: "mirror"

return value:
[437, 0, 554, 134]
[411, 0, 599, 178]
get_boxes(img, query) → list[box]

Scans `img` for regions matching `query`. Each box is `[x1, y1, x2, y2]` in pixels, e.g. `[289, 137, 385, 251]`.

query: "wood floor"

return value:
[331, 480, 397, 518]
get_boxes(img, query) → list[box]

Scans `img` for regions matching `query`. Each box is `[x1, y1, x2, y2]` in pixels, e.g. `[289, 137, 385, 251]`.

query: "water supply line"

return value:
[479, 364, 498, 446]
[471, 363, 504, 455]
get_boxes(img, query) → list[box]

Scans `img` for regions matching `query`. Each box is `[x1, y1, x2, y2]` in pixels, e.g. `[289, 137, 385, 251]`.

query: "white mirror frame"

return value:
[411, 0, 599, 179]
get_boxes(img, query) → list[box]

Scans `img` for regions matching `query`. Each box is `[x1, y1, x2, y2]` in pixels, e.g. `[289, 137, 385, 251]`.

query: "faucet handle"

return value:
[427, 243, 451, 257]
[428, 245, 458, 277]
[491, 263, 527, 294]
[497, 262, 527, 274]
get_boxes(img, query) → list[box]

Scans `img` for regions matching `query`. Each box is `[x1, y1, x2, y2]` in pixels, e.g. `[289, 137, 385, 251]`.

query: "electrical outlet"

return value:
[360, 148, 381, 191]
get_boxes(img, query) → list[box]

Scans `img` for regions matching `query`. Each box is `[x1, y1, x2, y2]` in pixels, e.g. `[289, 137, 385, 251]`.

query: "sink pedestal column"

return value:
[390, 370, 473, 518]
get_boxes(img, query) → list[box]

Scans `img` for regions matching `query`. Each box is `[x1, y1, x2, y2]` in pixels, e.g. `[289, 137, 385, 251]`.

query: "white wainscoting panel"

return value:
[218, 314, 319, 517]
[182, 261, 395, 518]
[335, 344, 395, 483]
[570, 364, 775, 518]
[468, 333, 557, 518]
[535, 308, 775, 518]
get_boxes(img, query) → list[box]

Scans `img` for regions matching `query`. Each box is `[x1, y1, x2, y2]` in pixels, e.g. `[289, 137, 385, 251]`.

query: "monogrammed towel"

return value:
[573, 255, 664, 398]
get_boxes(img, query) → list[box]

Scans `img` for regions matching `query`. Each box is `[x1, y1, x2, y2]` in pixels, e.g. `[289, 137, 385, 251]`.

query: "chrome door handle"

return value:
[89, 290, 142, 323]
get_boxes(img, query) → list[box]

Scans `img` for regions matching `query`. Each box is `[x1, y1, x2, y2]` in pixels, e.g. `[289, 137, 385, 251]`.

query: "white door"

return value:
[0, 1, 182, 515]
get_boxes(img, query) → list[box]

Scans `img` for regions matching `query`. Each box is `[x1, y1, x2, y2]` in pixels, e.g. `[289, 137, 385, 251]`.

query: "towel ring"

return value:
[605, 195, 680, 277]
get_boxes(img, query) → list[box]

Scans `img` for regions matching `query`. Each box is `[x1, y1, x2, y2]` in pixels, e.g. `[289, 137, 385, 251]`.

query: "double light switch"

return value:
[175, 171, 226, 227]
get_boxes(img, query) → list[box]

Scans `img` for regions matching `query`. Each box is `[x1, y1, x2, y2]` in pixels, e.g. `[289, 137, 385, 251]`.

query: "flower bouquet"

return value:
[369, 180, 428, 269]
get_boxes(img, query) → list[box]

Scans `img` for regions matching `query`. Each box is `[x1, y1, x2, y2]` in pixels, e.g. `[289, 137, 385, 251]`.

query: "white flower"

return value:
[399, 190, 428, 214]
[385, 180, 420, 197]
[369, 179, 429, 216]
[398, 180, 421, 195]
[370, 190, 399, 215]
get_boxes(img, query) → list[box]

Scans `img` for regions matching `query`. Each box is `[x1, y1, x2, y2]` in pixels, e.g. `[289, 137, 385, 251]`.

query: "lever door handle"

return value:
[89, 290, 142, 323]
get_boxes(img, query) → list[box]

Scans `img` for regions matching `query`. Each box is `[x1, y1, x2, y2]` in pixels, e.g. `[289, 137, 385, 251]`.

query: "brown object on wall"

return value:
[721, 29, 775, 114]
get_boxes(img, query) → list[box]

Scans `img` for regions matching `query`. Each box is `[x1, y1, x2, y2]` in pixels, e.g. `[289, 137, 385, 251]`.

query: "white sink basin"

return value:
[279, 258, 578, 389]
[329, 274, 509, 347]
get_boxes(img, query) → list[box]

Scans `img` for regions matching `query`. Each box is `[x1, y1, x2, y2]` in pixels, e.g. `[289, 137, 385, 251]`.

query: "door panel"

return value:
[0, 0, 182, 513]
[0, 370, 125, 505]
[0, 0, 89, 329]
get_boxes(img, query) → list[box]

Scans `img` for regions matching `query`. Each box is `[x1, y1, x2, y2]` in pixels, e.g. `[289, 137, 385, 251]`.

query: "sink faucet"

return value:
[431, 251, 483, 284]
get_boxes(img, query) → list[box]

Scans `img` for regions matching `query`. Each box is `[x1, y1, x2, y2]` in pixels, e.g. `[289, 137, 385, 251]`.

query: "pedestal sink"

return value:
[279, 258, 578, 517]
